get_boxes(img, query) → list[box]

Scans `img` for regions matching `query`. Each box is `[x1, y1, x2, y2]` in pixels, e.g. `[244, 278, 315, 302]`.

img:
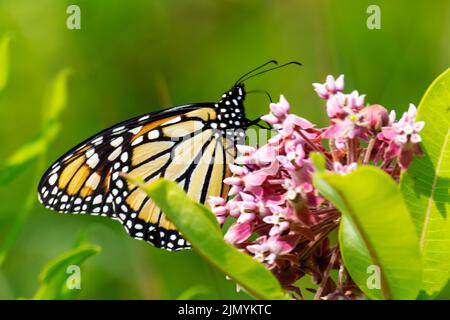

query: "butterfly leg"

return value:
[246, 117, 274, 130]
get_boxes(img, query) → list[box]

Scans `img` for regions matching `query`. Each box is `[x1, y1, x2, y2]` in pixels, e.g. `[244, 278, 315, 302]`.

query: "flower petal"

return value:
[224, 222, 253, 244]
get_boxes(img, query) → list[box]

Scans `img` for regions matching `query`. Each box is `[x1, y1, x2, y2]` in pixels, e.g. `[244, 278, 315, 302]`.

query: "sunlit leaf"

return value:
[310, 152, 326, 172]
[400, 68, 450, 299]
[313, 166, 422, 300]
[0, 33, 12, 93]
[33, 243, 100, 300]
[0, 123, 60, 185]
[43, 68, 72, 126]
[435, 279, 450, 299]
[128, 177, 288, 300]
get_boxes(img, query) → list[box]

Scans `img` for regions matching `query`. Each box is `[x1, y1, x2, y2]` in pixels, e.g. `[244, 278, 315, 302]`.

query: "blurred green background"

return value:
[0, 0, 448, 299]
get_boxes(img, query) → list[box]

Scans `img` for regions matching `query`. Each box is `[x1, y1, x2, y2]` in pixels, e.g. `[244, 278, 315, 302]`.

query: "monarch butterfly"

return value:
[37, 60, 301, 251]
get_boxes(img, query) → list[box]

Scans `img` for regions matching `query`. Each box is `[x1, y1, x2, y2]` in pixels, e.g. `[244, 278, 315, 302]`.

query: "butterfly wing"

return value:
[38, 104, 236, 251]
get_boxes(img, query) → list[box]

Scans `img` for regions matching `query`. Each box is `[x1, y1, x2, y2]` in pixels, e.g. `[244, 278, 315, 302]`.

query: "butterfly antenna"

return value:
[247, 90, 273, 103]
[235, 60, 278, 85]
[240, 61, 302, 83]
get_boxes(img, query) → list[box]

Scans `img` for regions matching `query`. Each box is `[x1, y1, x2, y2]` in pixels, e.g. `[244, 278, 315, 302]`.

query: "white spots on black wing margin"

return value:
[48, 173, 58, 186]
[85, 148, 95, 158]
[118, 201, 191, 251]
[107, 146, 122, 161]
[163, 116, 181, 126]
[110, 137, 124, 147]
[92, 136, 103, 145]
[131, 135, 143, 146]
[147, 130, 159, 139]
[120, 152, 128, 163]
[112, 126, 126, 134]
[138, 115, 150, 122]
[128, 126, 142, 135]
[87, 153, 100, 168]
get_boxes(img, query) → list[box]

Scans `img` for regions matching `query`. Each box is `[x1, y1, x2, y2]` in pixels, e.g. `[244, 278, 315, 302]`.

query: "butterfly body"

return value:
[38, 84, 247, 251]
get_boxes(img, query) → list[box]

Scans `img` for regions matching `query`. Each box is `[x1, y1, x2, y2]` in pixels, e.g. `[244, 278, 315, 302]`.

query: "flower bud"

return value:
[270, 95, 290, 117]
[363, 104, 389, 132]
[208, 196, 226, 206]
[224, 222, 252, 244]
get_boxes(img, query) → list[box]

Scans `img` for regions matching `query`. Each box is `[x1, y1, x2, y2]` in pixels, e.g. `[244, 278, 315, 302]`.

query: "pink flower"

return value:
[208, 196, 228, 224]
[263, 206, 291, 236]
[333, 162, 357, 175]
[363, 104, 389, 133]
[270, 95, 290, 117]
[224, 222, 253, 244]
[260, 113, 279, 125]
[247, 238, 277, 265]
[236, 145, 256, 155]
[326, 93, 346, 118]
[324, 109, 368, 140]
[261, 95, 290, 125]
[324, 90, 366, 120]
[378, 104, 424, 168]
[212, 74, 425, 297]
[345, 90, 366, 111]
[246, 235, 297, 266]
[392, 104, 424, 144]
[253, 145, 278, 165]
[313, 75, 344, 99]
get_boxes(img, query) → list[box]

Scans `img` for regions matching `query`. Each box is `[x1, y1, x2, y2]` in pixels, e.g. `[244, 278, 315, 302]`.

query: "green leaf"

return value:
[313, 167, 422, 300]
[33, 243, 100, 300]
[128, 177, 288, 300]
[310, 152, 326, 172]
[0, 68, 71, 265]
[0, 68, 70, 185]
[0, 122, 60, 185]
[435, 279, 450, 300]
[0, 33, 12, 93]
[176, 285, 210, 300]
[42, 68, 72, 126]
[400, 68, 450, 299]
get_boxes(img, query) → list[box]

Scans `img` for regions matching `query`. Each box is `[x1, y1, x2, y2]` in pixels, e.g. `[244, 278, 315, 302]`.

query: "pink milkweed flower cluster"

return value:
[209, 74, 424, 299]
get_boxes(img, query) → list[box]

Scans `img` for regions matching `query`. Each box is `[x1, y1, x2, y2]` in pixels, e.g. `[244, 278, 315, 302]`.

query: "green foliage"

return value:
[0, 123, 60, 185]
[33, 242, 100, 300]
[0, 32, 12, 93]
[0, 69, 70, 266]
[0, 68, 70, 185]
[0, 0, 448, 300]
[43, 69, 72, 126]
[128, 177, 288, 300]
[400, 68, 450, 299]
[176, 285, 210, 300]
[313, 167, 422, 300]
[310, 152, 326, 172]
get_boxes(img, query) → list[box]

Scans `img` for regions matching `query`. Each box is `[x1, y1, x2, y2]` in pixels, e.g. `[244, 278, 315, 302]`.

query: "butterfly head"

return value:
[220, 83, 246, 103]
[214, 61, 301, 130]
[215, 83, 247, 130]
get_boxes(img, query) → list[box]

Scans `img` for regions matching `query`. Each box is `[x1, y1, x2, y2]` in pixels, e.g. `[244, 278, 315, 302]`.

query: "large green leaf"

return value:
[400, 68, 450, 299]
[33, 243, 100, 300]
[128, 177, 288, 300]
[0, 33, 12, 93]
[313, 166, 422, 300]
